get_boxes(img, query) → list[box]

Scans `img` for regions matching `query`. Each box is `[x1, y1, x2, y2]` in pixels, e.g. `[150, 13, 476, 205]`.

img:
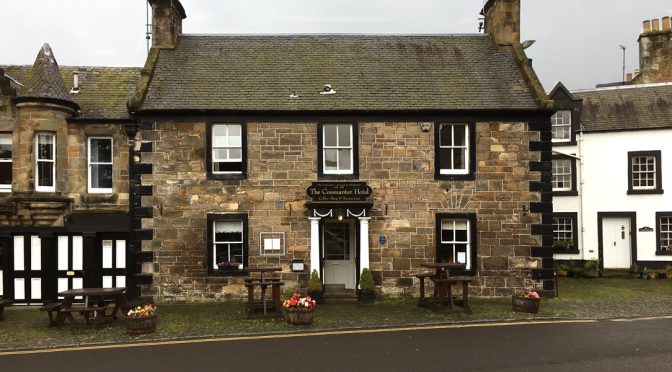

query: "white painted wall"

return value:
[554, 128, 672, 265]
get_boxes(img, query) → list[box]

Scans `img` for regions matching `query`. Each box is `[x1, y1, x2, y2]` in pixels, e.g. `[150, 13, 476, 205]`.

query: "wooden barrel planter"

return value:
[512, 296, 540, 313]
[125, 315, 157, 335]
[283, 310, 314, 325]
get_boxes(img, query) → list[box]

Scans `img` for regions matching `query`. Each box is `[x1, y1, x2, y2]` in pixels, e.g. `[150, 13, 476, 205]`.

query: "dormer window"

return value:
[551, 110, 571, 142]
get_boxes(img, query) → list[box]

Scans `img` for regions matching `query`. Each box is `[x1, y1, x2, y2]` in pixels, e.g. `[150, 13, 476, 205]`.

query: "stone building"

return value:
[0, 0, 556, 303]
[0, 46, 150, 303]
[550, 16, 672, 272]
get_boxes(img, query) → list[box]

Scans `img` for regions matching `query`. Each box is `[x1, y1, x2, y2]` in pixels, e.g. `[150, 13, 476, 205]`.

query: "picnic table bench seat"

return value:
[0, 299, 12, 321]
[58, 304, 109, 328]
[39, 302, 63, 326]
[414, 272, 436, 300]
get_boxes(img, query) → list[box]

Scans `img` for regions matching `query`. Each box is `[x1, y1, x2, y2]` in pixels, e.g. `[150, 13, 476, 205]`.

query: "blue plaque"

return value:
[379, 235, 387, 245]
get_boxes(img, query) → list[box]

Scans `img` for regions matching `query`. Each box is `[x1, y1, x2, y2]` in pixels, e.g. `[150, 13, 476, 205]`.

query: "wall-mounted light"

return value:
[419, 122, 432, 132]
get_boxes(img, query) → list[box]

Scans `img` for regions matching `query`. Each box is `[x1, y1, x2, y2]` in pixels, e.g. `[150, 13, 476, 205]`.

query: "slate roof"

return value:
[573, 83, 672, 132]
[139, 35, 540, 112]
[20, 44, 75, 105]
[3, 65, 141, 120]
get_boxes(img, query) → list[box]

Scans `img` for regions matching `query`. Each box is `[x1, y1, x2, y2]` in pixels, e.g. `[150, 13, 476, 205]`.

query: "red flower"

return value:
[290, 299, 298, 306]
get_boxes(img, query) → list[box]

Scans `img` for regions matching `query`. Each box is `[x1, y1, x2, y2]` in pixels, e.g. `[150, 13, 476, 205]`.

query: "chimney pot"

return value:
[643, 20, 651, 32]
[663, 16, 670, 31]
[626, 73, 633, 82]
[652, 19, 660, 31]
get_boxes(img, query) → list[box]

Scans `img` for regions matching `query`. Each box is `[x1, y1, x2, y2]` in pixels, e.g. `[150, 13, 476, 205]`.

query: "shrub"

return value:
[307, 269, 323, 293]
[359, 268, 375, 295]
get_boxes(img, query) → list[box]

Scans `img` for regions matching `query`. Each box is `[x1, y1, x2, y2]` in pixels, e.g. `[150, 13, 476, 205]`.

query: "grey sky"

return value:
[2, 0, 671, 91]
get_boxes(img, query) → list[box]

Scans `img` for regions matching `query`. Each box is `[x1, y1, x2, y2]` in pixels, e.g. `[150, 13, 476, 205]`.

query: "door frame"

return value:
[597, 212, 637, 271]
[319, 218, 360, 288]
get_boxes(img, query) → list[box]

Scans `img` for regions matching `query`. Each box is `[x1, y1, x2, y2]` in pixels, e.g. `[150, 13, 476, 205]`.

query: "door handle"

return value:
[613, 241, 616, 246]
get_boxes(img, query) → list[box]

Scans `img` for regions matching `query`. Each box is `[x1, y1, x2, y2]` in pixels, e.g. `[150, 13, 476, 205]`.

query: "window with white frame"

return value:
[211, 216, 246, 271]
[437, 216, 473, 270]
[631, 155, 656, 190]
[553, 217, 573, 245]
[657, 213, 672, 253]
[322, 124, 353, 174]
[438, 123, 469, 175]
[211, 124, 243, 174]
[551, 110, 571, 142]
[552, 213, 578, 252]
[0, 133, 12, 192]
[88, 137, 113, 193]
[35, 133, 55, 192]
[552, 159, 572, 191]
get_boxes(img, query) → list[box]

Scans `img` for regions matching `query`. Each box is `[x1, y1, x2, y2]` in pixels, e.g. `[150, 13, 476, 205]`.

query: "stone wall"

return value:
[145, 119, 542, 301]
[0, 102, 129, 227]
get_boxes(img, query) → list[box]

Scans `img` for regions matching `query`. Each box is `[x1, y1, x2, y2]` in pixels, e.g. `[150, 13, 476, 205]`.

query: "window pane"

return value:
[0, 134, 11, 159]
[439, 148, 451, 170]
[439, 124, 452, 146]
[453, 149, 465, 170]
[212, 125, 228, 147]
[214, 221, 243, 242]
[453, 125, 466, 146]
[324, 125, 338, 147]
[37, 162, 53, 186]
[38, 135, 54, 160]
[0, 163, 11, 185]
[213, 148, 229, 161]
[90, 138, 112, 163]
[324, 149, 338, 170]
[337, 125, 351, 146]
[228, 125, 242, 147]
[91, 164, 113, 189]
[338, 149, 351, 171]
[228, 149, 242, 160]
[213, 161, 242, 173]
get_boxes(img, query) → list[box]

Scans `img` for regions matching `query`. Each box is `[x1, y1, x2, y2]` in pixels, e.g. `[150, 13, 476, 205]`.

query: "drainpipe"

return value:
[577, 125, 586, 263]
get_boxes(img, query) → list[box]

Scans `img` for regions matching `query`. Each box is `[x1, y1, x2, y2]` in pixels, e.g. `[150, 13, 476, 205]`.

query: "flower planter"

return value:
[283, 309, 314, 325]
[512, 295, 540, 314]
[125, 315, 157, 335]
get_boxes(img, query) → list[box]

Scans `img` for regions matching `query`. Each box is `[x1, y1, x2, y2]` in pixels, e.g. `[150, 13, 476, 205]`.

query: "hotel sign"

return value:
[306, 182, 372, 202]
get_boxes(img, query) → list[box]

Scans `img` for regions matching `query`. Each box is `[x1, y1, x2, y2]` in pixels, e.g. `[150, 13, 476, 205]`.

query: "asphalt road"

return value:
[1, 317, 671, 371]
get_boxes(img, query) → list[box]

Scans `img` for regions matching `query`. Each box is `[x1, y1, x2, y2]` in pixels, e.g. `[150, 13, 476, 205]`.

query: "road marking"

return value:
[610, 315, 672, 322]
[0, 319, 599, 356]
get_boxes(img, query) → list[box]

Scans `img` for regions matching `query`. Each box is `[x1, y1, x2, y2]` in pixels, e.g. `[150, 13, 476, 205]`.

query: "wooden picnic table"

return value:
[418, 262, 473, 313]
[244, 266, 283, 318]
[50, 287, 129, 327]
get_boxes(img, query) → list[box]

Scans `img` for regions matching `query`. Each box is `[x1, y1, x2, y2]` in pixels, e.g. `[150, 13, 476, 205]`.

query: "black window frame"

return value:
[206, 121, 247, 180]
[627, 150, 663, 195]
[552, 212, 579, 254]
[317, 122, 359, 180]
[0, 132, 12, 192]
[434, 122, 476, 180]
[551, 155, 578, 196]
[206, 213, 249, 276]
[655, 212, 672, 256]
[435, 213, 477, 275]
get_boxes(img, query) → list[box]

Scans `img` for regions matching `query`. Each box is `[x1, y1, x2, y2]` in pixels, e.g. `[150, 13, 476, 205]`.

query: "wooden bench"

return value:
[414, 272, 436, 301]
[57, 305, 109, 328]
[39, 302, 63, 326]
[0, 299, 12, 321]
[244, 280, 284, 318]
[418, 276, 474, 313]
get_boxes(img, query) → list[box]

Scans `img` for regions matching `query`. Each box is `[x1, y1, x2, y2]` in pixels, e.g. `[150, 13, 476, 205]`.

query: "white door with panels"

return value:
[322, 220, 356, 289]
[101, 239, 126, 288]
[57, 236, 84, 299]
[13, 236, 43, 304]
[602, 217, 632, 269]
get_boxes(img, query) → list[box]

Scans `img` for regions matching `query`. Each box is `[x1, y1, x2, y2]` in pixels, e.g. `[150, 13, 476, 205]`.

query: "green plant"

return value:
[584, 259, 599, 272]
[553, 240, 574, 250]
[555, 263, 569, 271]
[359, 268, 375, 295]
[307, 269, 323, 293]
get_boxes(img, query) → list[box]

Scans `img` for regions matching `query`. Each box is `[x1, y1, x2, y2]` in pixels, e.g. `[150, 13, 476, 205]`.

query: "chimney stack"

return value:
[637, 16, 672, 84]
[483, 0, 521, 46]
[148, 0, 186, 49]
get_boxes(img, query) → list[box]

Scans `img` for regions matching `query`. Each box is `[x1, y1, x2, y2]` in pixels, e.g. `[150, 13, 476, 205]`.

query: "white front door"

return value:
[57, 236, 85, 299]
[12, 236, 43, 304]
[322, 220, 356, 289]
[602, 217, 632, 269]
